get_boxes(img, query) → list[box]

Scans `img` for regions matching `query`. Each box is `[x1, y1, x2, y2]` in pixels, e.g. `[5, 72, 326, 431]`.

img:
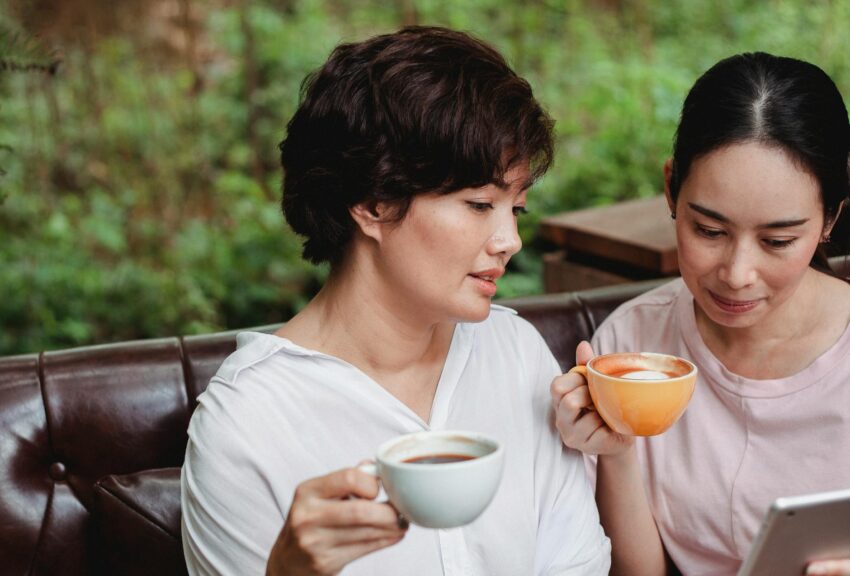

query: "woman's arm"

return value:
[551, 341, 666, 576]
[595, 449, 667, 576]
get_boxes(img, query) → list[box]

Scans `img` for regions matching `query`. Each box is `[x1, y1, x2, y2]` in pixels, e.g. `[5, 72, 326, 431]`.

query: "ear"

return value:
[349, 201, 385, 242]
[663, 158, 676, 214]
[824, 199, 846, 237]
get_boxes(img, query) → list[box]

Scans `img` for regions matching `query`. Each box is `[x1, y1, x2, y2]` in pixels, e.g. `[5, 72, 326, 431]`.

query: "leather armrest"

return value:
[93, 467, 188, 576]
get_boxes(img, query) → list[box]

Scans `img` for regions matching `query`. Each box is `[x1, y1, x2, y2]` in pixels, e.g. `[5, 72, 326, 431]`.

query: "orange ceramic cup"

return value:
[568, 352, 698, 436]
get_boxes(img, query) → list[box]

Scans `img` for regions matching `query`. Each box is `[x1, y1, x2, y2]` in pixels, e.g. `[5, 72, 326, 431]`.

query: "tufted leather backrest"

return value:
[0, 339, 191, 575]
[0, 279, 664, 575]
[0, 319, 285, 576]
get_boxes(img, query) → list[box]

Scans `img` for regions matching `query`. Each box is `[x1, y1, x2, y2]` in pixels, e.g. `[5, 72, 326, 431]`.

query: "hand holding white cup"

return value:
[358, 430, 504, 529]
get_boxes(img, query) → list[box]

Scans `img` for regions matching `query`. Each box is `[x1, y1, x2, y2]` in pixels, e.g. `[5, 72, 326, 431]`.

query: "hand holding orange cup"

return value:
[568, 352, 698, 436]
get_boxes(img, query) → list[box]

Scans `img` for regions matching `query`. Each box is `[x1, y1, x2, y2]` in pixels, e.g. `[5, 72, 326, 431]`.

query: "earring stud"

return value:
[670, 211, 676, 220]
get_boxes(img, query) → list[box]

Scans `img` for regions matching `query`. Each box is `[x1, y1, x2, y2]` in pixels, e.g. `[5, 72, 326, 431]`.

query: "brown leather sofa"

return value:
[1, 259, 846, 575]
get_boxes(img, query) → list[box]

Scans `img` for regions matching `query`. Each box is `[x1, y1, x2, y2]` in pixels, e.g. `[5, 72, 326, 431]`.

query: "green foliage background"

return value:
[2, 0, 849, 354]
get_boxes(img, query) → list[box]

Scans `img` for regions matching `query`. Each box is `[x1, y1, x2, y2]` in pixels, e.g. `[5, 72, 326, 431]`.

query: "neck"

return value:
[282, 252, 455, 375]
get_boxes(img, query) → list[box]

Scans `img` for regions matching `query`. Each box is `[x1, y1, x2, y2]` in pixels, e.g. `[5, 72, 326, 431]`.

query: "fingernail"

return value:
[397, 513, 409, 530]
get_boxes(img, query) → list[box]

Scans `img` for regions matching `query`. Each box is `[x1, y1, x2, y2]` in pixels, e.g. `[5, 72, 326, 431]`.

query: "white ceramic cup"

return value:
[359, 430, 504, 529]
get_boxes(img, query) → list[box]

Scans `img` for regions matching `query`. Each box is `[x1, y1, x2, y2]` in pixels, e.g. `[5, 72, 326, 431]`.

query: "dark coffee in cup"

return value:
[361, 430, 504, 528]
[403, 454, 477, 464]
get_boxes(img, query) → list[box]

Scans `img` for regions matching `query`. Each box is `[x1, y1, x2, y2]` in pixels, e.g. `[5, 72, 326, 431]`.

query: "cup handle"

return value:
[566, 365, 596, 412]
[355, 463, 401, 525]
[347, 462, 380, 502]
[568, 365, 588, 377]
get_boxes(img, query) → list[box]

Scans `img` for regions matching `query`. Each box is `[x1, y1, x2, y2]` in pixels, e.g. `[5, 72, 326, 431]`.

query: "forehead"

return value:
[502, 162, 532, 191]
[681, 141, 823, 219]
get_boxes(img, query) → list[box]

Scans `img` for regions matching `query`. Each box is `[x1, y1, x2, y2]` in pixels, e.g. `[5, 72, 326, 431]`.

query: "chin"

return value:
[452, 300, 493, 323]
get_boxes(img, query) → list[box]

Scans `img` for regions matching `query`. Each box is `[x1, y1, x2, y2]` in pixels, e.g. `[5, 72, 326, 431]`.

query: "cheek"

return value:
[675, 233, 715, 276]
[763, 243, 817, 288]
[408, 220, 477, 280]
[428, 219, 484, 255]
[405, 213, 455, 256]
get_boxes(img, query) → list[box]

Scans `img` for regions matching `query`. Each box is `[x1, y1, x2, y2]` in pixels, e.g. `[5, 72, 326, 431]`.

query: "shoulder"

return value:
[599, 278, 685, 328]
[480, 303, 548, 348]
[188, 332, 299, 440]
[592, 279, 688, 352]
[473, 304, 558, 380]
[212, 331, 294, 383]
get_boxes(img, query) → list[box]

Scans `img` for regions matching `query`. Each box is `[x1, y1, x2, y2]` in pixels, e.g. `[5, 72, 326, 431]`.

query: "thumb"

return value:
[576, 340, 595, 366]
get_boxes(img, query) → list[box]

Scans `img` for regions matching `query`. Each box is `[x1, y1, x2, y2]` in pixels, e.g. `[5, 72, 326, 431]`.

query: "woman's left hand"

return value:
[806, 559, 850, 575]
[551, 341, 633, 456]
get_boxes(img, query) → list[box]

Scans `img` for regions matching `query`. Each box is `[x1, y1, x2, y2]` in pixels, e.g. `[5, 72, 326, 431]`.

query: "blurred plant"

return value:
[0, 26, 61, 76]
[0, 12, 60, 192]
[2, 0, 850, 354]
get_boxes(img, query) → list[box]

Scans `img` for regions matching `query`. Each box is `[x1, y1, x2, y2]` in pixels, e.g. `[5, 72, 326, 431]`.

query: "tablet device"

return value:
[737, 488, 850, 576]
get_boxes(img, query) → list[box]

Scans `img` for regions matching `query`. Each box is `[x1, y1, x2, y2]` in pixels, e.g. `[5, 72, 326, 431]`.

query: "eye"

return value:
[466, 201, 493, 213]
[695, 225, 724, 239]
[513, 206, 528, 217]
[762, 237, 796, 249]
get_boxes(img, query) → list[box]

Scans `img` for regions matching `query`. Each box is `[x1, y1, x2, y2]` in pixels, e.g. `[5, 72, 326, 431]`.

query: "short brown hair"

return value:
[279, 26, 554, 265]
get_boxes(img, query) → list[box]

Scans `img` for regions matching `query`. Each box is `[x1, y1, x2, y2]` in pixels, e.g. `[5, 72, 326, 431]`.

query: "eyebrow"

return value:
[687, 202, 810, 229]
[495, 176, 534, 192]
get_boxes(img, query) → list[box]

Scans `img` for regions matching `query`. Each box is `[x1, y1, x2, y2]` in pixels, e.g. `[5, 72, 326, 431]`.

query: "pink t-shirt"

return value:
[591, 278, 850, 576]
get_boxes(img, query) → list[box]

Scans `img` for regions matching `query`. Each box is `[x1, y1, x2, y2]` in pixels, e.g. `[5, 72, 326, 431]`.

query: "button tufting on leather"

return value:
[48, 462, 67, 481]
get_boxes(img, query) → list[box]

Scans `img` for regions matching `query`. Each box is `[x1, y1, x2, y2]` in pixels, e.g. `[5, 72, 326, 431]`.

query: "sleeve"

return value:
[525, 325, 612, 575]
[181, 380, 287, 576]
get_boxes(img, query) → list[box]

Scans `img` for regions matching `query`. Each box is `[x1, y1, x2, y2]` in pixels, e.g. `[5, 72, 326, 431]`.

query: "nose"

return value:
[488, 216, 522, 259]
[717, 240, 758, 290]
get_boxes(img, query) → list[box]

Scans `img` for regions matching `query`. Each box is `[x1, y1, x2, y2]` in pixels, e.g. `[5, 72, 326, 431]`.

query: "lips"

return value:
[468, 268, 504, 297]
[708, 290, 761, 314]
[469, 268, 505, 282]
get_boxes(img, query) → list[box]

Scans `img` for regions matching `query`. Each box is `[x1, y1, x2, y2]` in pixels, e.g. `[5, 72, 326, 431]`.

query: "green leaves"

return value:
[3, 0, 850, 354]
[0, 26, 60, 76]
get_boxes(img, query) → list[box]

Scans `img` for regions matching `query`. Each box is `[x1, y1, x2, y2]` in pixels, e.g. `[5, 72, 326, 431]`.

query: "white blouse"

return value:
[181, 305, 610, 575]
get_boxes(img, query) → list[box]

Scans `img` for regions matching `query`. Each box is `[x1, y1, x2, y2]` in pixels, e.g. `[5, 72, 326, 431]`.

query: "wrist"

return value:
[598, 444, 636, 468]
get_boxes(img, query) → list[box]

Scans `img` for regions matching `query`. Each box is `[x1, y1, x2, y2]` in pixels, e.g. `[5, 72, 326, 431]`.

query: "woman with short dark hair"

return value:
[280, 26, 554, 268]
[553, 52, 850, 575]
[182, 26, 611, 576]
